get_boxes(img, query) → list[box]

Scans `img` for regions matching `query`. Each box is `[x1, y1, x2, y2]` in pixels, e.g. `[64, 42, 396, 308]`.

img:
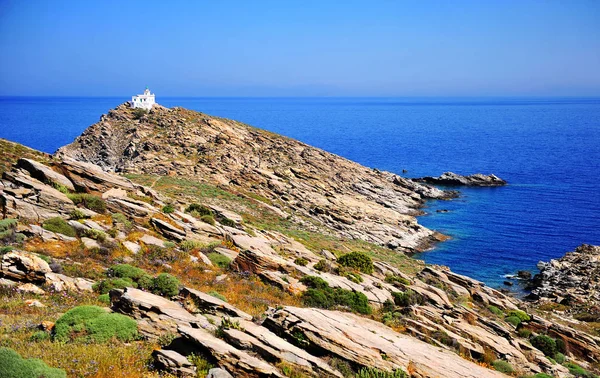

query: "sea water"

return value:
[1, 96, 599, 288]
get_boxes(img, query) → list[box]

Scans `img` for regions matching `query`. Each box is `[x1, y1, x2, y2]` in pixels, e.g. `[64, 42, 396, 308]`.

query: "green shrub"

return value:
[531, 334, 557, 357]
[98, 293, 111, 305]
[37, 254, 51, 263]
[518, 328, 532, 338]
[185, 203, 213, 216]
[392, 289, 424, 307]
[30, 330, 50, 342]
[300, 275, 330, 290]
[337, 251, 373, 274]
[42, 217, 76, 237]
[106, 263, 153, 289]
[200, 215, 215, 225]
[554, 352, 566, 364]
[300, 276, 371, 315]
[492, 359, 514, 374]
[162, 204, 175, 214]
[0, 218, 17, 232]
[152, 273, 180, 297]
[112, 213, 132, 229]
[508, 309, 530, 322]
[93, 277, 135, 294]
[208, 291, 227, 302]
[385, 274, 411, 286]
[487, 305, 504, 316]
[555, 337, 567, 353]
[54, 305, 138, 343]
[341, 270, 363, 283]
[313, 259, 332, 272]
[0, 347, 66, 378]
[132, 108, 147, 119]
[356, 367, 408, 378]
[219, 217, 236, 227]
[565, 362, 599, 378]
[68, 193, 106, 213]
[69, 209, 87, 220]
[294, 257, 308, 266]
[207, 252, 231, 268]
[505, 316, 522, 327]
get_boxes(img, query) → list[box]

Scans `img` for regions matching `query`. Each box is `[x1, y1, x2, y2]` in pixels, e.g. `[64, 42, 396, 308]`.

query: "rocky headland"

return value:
[413, 172, 507, 187]
[0, 105, 598, 378]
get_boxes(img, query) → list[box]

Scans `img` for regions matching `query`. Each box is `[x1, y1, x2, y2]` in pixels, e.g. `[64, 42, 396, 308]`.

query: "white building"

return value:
[130, 87, 155, 110]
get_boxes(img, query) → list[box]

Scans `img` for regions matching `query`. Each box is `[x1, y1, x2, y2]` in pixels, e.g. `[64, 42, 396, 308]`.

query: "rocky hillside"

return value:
[57, 104, 453, 254]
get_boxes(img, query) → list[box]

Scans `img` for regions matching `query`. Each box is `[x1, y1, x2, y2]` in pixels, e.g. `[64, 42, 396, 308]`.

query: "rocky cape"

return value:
[413, 172, 507, 187]
[56, 103, 457, 254]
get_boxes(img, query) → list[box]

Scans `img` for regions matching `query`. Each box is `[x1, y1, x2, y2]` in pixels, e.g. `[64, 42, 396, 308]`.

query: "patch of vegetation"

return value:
[162, 204, 175, 214]
[207, 252, 231, 268]
[108, 263, 153, 289]
[294, 257, 309, 266]
[188, 353, 214, 376]
[492, 359, 514, 374]
[180, 239, 203, 252]
[341, 270, 363, 284]
[530, 334, 557, 357]
[518, 328, 532, 338]
[208, 291, 227, 302]
[42, 217, 76, 237]
[508, 309, 530, 322]
[98, 293, 110, 305]
[384, 274, 411, 286]
[219, 216, 236, 227]
[30, 331, 51, 342]
[93, 277, 136, 294]
[356, 367, 408, 378]
[111, 212, 132, 229]
[201, 214, 215, 225]
[185, 203, 214, 217]
[314, 259, 332, 272]
[505, 315, 522, 327]
[487, 305, 504, 316]
[69, 208, 87, 220]
[337, 251, 374, 274]
[53, 305, 138, 343]
[0, 347, 66, 378]
[564, 362, 599, 378]
[392, 289, 424, 307]
[151, 273, 180, 297]
[300, 275, 371, 314]
[67, 193, 106, 213]
[132, 108, 147, 119]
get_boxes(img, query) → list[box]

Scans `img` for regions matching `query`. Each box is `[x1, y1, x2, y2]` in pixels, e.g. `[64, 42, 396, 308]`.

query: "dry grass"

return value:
[0, 138, 50, 175]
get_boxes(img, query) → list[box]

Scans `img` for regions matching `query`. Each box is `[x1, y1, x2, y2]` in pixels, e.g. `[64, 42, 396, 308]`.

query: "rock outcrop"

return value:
[56, 104, 454, 253]
[413, 172, 507, 186]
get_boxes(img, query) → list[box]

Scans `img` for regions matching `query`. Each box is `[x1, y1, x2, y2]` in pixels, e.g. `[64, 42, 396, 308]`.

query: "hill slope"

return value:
[57, 104, 451, 253]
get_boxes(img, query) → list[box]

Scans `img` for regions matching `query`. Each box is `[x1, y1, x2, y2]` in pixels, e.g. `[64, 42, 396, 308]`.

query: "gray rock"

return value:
[206, 368, 233, 378]
[413, 172, 507, 187]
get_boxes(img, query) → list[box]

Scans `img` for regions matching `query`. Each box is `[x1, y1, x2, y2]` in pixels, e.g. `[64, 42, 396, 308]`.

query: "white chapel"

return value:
[130, 87, 155, 110]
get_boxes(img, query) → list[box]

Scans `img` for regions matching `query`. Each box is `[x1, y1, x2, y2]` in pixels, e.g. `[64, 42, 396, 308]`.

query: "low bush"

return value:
[162, 204, 175, 214]
[93, 277, 135, 294]
[68, 193, 106, 213]
[69, 209, 87, 220]
[341, 270, 363, 283]
[385, 274, 411, 286]
[300, 275, 371, 314]
[42, 217, 76, 237]
[530, 334, 557, 357]
[508, 309, 530, 322]
[98, 293, 111, 305]
[208, 291, 227, 302]
[112, 212, 133, 230]
[294, 257, 309, 266]
[219, 217, 236, 227]
[392, 289, 425, 307]
[53, 305, 138, 343]
[505, 316, 522, 327]
[356, 367, 408, 378]
[151, 273, 180, 297]
[200, 215, 215, 225]
[564, 362, 599, 378]
[0, 218, 17, 232]
[492, 360, 514, 374]
[207, 252, 231, 269]
[337, 251, 373, 274]
[180, 239, 203, 252]
[518, 328, 532, 338]
[185, 203, 213, 217]
[30, 330, 50, 342]
[487, 305, 504, 316]
[0, 347, 66, 378]
[132, 108, 147, 119]
[313, 259, 332, 272]
[554, 352, 565, 364]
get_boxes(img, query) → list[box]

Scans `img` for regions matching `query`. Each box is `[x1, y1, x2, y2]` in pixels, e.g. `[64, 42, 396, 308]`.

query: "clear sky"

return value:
[0, 0, 599, 96]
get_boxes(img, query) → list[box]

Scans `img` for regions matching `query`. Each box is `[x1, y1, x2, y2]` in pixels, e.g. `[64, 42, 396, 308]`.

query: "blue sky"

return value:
[0, 0, 599, 96]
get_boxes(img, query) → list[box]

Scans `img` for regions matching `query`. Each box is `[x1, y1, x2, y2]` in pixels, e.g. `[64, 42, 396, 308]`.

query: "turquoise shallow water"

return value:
[1, 96, 599, 288]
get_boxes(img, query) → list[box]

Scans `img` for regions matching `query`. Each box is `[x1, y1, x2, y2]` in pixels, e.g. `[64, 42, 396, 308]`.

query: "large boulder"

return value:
[0, 250, 51, 282]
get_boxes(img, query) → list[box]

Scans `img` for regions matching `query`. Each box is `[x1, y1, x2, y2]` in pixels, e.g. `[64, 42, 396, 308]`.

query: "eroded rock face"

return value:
[413, 172, 507, 186]
[264, 306, 506, 378]
[56, 104, 455, 253]
[0, 250, 51, 282]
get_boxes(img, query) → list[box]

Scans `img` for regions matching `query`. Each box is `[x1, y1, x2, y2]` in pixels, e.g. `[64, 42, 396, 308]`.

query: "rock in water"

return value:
[413, 171, 507, 186]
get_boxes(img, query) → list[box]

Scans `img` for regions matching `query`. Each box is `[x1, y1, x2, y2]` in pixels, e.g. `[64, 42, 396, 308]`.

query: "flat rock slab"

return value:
[264, 306, 507, 378]
[181, 287, 252, 320]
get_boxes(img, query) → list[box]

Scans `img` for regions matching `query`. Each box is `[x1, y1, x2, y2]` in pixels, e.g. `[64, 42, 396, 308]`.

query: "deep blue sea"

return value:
[1, 96, 599, 289]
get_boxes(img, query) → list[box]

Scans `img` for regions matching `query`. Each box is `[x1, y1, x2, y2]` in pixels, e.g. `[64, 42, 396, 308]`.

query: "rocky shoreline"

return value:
[413, 172, 507, 187]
